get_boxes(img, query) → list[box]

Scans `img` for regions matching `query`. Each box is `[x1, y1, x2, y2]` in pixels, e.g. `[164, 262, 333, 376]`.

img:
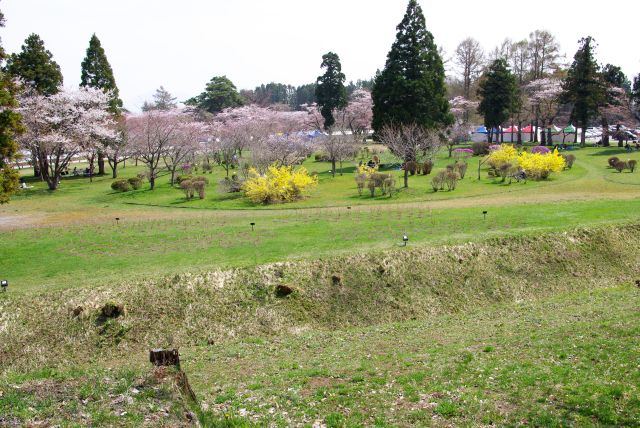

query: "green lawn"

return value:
[3, 145, 640, 292]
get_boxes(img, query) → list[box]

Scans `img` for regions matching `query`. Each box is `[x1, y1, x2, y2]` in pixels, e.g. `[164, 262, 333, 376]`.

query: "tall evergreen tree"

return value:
[80, 34, 123, 113]
[142, 86, 177, 111]
[561, 37, 606, 146]
[632, 74, 640, 106]
[80, 34, 122, 175]
[372, 0, 452, 132]
[477, 59, 518, 143]
[315, 52, 347, 130]
[186, 76, 243, 113]
[0, 8, 25, 204]
[5, 33, 62, 95]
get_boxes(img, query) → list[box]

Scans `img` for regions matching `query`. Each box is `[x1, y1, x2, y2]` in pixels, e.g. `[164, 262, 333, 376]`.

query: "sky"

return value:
[2, 0, 639, 112]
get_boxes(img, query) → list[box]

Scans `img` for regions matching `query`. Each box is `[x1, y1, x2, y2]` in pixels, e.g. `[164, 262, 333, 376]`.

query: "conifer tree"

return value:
[372, 0, 452, 132]
[477, 59, 518, 143]
[186, 76, 243, 113]
[561, 37, 606, 146]
[80, 34, 123, 113]
[0, 9, 25, 203]
[5, 33, 62, 95]
[80, 34, 122, 175]
[315, 52, 347, 130]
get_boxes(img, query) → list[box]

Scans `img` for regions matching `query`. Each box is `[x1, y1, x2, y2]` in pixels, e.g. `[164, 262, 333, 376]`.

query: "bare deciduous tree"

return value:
[454, 38, 485, 99]
[378, 123, 442, 188]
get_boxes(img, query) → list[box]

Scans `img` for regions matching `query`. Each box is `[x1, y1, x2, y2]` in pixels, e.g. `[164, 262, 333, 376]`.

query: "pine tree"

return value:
[315, 52, 347, 130]
[5, 33, 62, 95]
[477, 59, 518, 143]
[633, 74, 640, 106]
[372, 0, 452, 131]
[561, 37, 606, 146]
[150, 86, 177, 111]
[0, 9, 25, 203]
[80, 34, 122, 175]
[80, 34, 123, 113]
[186, 76, 243, 113]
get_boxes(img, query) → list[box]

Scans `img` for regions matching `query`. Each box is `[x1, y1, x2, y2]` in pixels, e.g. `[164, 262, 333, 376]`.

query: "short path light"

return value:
[482, 210, 488, 220]
[250, 222, 255, 231]
[402, 234, 409, 246]
[115, 217, 120, 226]
[1, 280, 7, 292]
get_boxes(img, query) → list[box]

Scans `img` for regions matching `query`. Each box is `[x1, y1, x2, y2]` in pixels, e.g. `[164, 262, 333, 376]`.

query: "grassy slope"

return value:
[2, 223, 638, 373]
[185, 285, 640, 427]
[2, 287, 638, 427]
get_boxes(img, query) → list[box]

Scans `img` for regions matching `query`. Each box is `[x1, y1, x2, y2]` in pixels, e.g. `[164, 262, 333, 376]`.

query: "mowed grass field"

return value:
[3, 144, 640, 292]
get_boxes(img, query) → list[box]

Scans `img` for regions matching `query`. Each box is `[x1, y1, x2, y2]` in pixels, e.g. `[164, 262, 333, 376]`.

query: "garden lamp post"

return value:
[483, 211, 488, 220]
[403, 235, 409, 246]
[115, 217, 120, 226]
[1, 280, 7, 292]
[250, 222, 255, 231]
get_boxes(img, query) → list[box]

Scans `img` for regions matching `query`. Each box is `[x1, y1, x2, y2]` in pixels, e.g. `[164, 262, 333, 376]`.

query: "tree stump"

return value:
[149, 348, 180, 367]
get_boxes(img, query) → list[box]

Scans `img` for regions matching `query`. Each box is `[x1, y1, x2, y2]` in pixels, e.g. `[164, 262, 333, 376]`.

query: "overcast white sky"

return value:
[2, 0, 639, 111]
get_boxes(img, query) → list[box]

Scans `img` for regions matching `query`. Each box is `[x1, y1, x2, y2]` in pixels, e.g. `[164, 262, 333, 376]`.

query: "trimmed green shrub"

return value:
[562, 154, 576, 169]
[608, 157, 620, 168]
[472, 142, 490, 156]
[193, 180, 206, 199]
[422, 160, 434, 175]
[405, 161, 418, 176]
[628, 160, 637, 172]
[111, 179, 131, 192]
[614, 160, 627, 173]
[180, 180, 194, 199]
[127, 177, 143, 190]
[176, 175, 193, 185]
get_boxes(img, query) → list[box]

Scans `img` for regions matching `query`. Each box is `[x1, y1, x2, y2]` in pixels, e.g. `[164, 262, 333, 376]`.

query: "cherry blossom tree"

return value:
[447, 96, 478, 156]
[106, 115, 132, 178]
[127, 110, 182, 190]
[163, 117, 207, 185]
[335, 89, 373, 140]
[526, 78, 562, 144]
[251, 110, 313, 172]
[17, 86, 116, 190]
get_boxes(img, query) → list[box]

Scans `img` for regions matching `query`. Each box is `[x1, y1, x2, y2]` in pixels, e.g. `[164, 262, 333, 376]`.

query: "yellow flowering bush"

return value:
[243, 165, 318, 204]
[487, 144, 518, 168]
[517, 148, 565, 180]
[356, 163, 379, 177]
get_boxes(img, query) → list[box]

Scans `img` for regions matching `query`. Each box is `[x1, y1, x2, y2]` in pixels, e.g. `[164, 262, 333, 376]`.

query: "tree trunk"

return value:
[149, 170, 156, 190]
[534, 115, 539, 143]
[404, 168, 408, 188]
[97, 150, 105, 175]
[32, 149, 41, 178]
[112, 162, 118, 179]
[602, 117, 609, 147]
[170, 168, 176, 186]
[46, 176, 59, 190]
[580, 123, 587, 147]
[331, 158, 336, 178]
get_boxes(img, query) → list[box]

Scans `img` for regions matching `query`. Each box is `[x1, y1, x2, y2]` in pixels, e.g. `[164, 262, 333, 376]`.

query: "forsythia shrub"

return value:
[243, 165, 318, 204]
[487, 144, 518, 168]
[517, 148, 565, 180]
